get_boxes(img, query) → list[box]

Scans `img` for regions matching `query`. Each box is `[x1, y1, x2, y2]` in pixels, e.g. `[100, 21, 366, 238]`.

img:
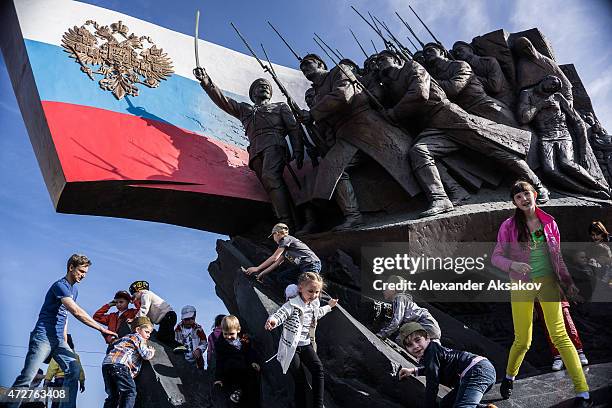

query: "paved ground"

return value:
[482, 362, 612, 407]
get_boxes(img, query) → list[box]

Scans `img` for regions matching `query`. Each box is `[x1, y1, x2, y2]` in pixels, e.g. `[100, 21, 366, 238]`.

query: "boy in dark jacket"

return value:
[214, 315, 260, 407]
[398, 322, 497, 408]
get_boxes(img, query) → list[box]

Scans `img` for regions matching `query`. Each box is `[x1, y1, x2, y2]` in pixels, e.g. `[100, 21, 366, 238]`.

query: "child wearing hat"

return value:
[174, 305, 208, 369]
[94, 290, 138, 343]
[102, 316, 156, 408]
[398, 322, 497, 408]
[376, 275, 442, 343]
[244, 223, 321, 283]
[129, 280, 178, 347]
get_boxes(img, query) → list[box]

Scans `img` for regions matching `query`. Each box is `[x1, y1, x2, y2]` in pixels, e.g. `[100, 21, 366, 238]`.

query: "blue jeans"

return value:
[102, 363, 137, 408]
[440, 359, 496, 408]
[8, 328, 79, 408]
[299, 260, 321, 274]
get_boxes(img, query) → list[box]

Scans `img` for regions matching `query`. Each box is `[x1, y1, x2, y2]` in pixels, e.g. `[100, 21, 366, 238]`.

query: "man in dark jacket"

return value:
[193, 67, 303, 230]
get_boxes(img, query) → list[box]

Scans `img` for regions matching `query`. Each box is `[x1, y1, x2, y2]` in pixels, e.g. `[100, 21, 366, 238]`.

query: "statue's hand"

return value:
[293, 150, 304, 170]
[193, 67, 209, 83]
[299, 109, 313, 125]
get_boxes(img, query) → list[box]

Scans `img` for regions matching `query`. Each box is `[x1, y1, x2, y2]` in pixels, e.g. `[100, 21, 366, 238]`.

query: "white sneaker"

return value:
[578, 351, 589, 366]
[229, 389, 241, 404]
[552, 357, 564, 371]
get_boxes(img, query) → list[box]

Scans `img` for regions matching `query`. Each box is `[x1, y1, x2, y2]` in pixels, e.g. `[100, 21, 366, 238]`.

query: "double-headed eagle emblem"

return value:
[62, 20, 174, 100]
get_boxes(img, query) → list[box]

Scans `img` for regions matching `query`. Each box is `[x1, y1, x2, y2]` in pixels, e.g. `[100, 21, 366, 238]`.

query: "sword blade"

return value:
[194, 10, 201, 68]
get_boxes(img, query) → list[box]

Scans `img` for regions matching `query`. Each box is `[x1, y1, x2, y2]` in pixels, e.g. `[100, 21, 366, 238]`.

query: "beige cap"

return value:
[398, 321, 426, 345]
[268, 223, 289, 238]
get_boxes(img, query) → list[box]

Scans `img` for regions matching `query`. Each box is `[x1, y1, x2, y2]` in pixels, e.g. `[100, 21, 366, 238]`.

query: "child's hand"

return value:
[251, 363, 260, 372]
[328, 298, 338, 308]
[398, 367, 415, 380]
[244, 266, 258, 275]
[214, 380, 223, 387]
[265, 318, 277, 331]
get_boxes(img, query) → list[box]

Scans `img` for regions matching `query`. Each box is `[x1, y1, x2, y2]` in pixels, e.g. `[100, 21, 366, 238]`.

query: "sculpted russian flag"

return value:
[3, 0, 310, 234]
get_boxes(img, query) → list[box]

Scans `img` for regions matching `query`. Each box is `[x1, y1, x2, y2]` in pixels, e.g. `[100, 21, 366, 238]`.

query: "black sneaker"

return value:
[572, 397, 593, 408]
[500, 378, 513, 399]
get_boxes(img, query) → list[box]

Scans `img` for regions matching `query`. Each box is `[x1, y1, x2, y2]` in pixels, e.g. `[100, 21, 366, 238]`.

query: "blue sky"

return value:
[0, 0, 610, 405]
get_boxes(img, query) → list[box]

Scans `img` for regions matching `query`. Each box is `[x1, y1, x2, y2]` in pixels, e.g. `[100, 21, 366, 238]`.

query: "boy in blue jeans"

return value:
[398, 322, 497, 408]
[102, 316, 156, 408]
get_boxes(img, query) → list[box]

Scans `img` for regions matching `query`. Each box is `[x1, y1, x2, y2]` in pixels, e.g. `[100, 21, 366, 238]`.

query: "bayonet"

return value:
[194, 10, 201, 68]
[395, 11, 426, 48]
[408, 5, 444, 49]
[374, 16, 413, 58]
[349, 28, 368, 59]
[351, 6, 401, 58]
[406, 36, 418, 52]
[230, 22, 268, 72]
[314, 33, 342, 61]
[370, 39, 378, 53]
[267, 21, 302, 62]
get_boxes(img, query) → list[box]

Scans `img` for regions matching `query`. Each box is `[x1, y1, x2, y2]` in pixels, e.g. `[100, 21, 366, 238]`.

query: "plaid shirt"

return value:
[103, 333, 155, 377]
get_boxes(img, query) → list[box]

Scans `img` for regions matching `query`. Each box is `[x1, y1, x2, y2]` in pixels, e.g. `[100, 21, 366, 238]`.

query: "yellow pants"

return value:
[506, 275, 588, 392]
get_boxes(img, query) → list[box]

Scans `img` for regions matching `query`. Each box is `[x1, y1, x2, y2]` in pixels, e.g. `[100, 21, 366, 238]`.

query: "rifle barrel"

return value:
[408, 5, 441, 45]
[267, 21, 302, 61]
[314, 33, 342, 60]
[230, 22, 268, 72]
[395, 11, 426, 48]
[349, 28, 368, 59]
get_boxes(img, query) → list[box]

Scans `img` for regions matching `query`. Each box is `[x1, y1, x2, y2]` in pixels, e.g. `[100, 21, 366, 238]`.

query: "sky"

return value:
[0, 0, 610, 406]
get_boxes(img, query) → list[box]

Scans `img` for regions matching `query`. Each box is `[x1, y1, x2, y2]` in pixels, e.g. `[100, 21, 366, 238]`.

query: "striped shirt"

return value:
[103, 333, 155, 377]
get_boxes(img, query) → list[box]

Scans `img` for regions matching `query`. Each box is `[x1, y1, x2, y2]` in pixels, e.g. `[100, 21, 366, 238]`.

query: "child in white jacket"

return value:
[265, 272, 338, 408]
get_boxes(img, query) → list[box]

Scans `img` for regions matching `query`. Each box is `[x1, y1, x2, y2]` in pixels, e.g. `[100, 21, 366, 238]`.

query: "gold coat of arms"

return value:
[62, 20, 174, 100]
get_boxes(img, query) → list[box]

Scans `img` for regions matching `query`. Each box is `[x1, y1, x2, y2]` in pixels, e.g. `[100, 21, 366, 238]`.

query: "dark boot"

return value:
[295, 205, 318, 235]
[535, 184, 550, 204]
[436, 162, 470, 205]
[333, 178, 364, 231]
[415, 165, 453, 218]
[267, 187, 296, 231]
[500, 378, 513, 399]
[572, 397, 593, 408]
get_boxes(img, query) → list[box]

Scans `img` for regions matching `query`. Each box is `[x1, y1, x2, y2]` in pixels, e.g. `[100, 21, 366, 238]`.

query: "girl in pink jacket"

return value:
[492, 180, 592, 408]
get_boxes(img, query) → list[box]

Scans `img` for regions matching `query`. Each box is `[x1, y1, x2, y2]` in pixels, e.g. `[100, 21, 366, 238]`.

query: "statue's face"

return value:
[253, 81, 271, 101]
[541, 76, 561, 94]
[300, 59, 323, 81]
[423, 46, 442, 63]
[377, 55, 399, 76]
[367, 58, 379, 72]
[453, 44, 472, 60]
[413, 52, 425, 65]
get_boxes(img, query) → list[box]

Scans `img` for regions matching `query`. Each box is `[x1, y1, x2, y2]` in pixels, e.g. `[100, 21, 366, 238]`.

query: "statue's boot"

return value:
[416, 165, 454, 218]
[534, 183, 550, 204]
[332, 178, 364, 231]
[268, 188, 296, 231]
[295, 205, 318, 235]
[436, 162, 470, 205]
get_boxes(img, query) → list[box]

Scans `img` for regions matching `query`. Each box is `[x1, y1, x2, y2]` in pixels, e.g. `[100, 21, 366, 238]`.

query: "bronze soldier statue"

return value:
[583, 112, 612, 184]
[193, 68, 304, 230]
[299, 53, 420, 230]
[377, 50, 549, 217]
[422, 42, 519, 128]
[517, 75, 610, 198]
[451, 41, 515, 108]
[513, 37, 574, 107]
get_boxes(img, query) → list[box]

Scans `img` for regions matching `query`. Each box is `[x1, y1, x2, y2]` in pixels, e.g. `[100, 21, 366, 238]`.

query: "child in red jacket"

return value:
[94, 290, 138, 343]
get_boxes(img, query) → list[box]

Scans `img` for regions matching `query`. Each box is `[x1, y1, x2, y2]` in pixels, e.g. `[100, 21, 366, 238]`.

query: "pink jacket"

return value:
[491, 207, 574, 288]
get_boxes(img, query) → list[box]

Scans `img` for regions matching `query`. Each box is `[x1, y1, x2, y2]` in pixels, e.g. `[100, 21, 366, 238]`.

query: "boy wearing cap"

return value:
[102, 316, 156, 408]
[129, 281, 178, 347]
[94, 291, 138, 344]
[398, 322, 497, 408]
[244, 223, 321, 283]
[174, 305, 208, 369]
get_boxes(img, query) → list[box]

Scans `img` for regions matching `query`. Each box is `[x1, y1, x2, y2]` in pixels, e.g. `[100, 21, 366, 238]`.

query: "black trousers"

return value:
[288, 344, 324, 408]
[157, 311, 179, 347]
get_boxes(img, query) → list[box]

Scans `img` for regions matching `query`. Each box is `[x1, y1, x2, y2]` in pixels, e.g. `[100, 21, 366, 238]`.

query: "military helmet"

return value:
[248, 78, 272, 102]
[300, 53, 328, 70]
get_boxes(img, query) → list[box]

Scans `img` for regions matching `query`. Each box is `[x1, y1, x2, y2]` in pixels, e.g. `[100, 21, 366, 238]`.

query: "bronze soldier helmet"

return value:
[377, 49, 402, 64]
[451, 41, 474, 59]
[300, 53, 328, 70]
[424, 42, 448, 58]
[248, 78, 272, 103]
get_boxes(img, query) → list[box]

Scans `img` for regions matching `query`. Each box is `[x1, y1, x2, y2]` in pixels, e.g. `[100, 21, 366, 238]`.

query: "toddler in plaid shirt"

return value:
[102, 316, 155, 408]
